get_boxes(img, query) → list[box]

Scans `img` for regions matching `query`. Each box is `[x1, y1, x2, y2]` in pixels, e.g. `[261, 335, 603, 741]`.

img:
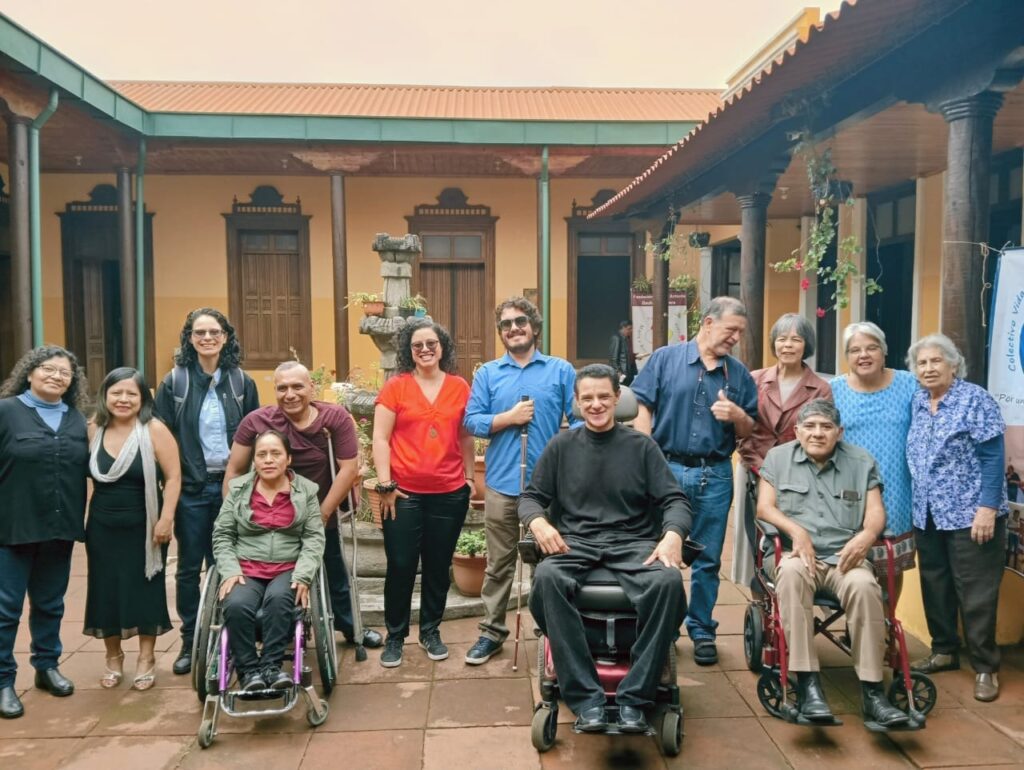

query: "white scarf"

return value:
[89, 420, 163, 579]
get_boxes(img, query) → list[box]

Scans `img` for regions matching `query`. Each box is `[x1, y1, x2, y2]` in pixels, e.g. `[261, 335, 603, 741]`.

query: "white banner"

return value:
[988, 247, 1024, 574]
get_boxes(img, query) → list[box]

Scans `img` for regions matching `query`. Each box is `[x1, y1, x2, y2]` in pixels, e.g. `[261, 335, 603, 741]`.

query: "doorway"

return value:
[575, 234, 632, 361]
[866, 187, 915, 370]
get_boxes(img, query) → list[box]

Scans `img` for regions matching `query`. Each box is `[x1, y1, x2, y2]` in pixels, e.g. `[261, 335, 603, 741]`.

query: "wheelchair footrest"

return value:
[569, 706, 656, 738]
[864, 713, 926, 733]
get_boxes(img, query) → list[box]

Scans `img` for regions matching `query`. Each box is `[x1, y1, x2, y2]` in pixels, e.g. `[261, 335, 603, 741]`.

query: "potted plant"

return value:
[398, 293, 427, 319]
[452, 529, 488, 596]
[346, 291, 385, 317]
[631, 275, 652, 293]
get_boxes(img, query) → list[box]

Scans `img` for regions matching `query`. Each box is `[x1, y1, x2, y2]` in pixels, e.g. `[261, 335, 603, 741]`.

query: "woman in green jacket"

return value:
[212, 430, 325, 692]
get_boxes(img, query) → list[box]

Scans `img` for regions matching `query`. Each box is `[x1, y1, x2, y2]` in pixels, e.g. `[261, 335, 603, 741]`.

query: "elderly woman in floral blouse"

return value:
[905, 333, 1009, 703]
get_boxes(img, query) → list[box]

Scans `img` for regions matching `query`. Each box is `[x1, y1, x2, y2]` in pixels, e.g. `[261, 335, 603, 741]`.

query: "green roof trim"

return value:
[0, 13, 696, 147]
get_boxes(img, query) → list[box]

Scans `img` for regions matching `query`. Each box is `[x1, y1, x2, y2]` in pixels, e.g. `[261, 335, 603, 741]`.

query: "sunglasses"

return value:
[192, 329, 225, 339]
[499, 315, 530, 332]
[411, 340, 440, 352]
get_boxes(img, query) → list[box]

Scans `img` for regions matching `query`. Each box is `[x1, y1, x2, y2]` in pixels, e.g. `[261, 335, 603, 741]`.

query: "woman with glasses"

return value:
[831, 322, 918, 578]
[0, 346, 90, 719]
[154, 308, 260, 678]
[372, 319, 474, 668]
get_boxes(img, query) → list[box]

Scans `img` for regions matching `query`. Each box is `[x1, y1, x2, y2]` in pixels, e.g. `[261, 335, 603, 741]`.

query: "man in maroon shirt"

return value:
[224, 361, 382, 648]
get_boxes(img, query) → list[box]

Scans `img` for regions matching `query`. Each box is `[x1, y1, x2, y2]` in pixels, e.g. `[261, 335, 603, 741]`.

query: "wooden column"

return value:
[651, 224, 672, 350]
[330, 173, 350, 378]
[939, 92, 1003, 384]
[7, 116, 31, 354]
[117, 167, 136, 367]
[737, 192, 771, 369]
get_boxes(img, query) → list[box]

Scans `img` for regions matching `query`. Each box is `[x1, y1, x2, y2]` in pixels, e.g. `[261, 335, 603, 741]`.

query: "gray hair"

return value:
[797, 398, 842, 427]
[702, 296, 747, 322]
[770, 313, 816, 360]
[274, 360, 310, 377]
[906, 333, 967, 378]
[842, 321, 888, 355]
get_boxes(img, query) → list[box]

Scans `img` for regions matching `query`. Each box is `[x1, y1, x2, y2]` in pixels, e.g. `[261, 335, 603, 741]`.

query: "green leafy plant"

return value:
[631, 275, 652, 293]
[398, 293, 427, 310]
[455, 529, 487, 557]
[473, 437, 489, 457]
[344, 291, 383, 308]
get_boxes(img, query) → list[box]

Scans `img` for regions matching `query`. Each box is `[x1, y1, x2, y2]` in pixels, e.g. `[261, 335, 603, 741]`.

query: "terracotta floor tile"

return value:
[0, 737, 83, 770]
[887, 708, 1024, 767]
[0, 689, 108, 738]
[177, 732, 311, 768]
[89, 686, 200, 736]
[313, 681, 431, 732]
[434, 617, 491, 644]
[715, 582, 749, 606]
[433, 642, 530, 680]
[757, 715, 913, 769]
[336, 641, 434, 685]
[538, 730, 667, 769]
[667, 716, 790, 769]
[712, 634, 748, 672]
[57, 736, 192, 770]
[677, 671, 754, 719]
[976, 706, 1024, 748]
[933, 667, 1024, 709]
[712, 605, 745, 636]
[428, 677, 534, 728]
[528, 678, 575, 725]
[424, 726, 541, 770]
[302, 729, 424, 770]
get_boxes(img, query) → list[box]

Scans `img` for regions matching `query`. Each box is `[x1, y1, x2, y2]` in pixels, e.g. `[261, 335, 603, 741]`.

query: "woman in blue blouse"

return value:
[905, 333, 1008, 702]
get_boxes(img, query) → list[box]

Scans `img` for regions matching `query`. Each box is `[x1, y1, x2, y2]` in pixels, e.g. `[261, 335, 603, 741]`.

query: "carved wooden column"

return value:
[330, 173, 350, 378]
[940, 92, 1003, 384]
[116, 167, 136, 367]
[6, 115, 30, 353]
[736, 192, 771, 369]
[651, 222, 672, 350]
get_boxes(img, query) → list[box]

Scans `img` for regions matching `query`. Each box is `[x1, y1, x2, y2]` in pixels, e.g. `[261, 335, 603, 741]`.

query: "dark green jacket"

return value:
[212, 470, 325, 586]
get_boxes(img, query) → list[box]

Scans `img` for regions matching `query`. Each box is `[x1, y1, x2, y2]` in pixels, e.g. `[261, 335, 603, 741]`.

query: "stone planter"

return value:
[362, 301, 385, 317]
[363, 478, 383, 528]
[452, 553, 487, 597]
[340, 519, 391, 578]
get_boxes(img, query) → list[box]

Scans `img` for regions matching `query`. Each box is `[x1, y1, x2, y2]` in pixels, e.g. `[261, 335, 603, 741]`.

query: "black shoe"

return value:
[861, 681, 909, 728]
[465, 636, 503, 665]
[910, 652, 959, 674]
[240, 670, 267, 692]
[616, 705, 649, 733]
[418, 630, 449, 661]
[34, 668, 74, 697]
[693, 639, 718, 666]
[172, 644, 192, 676]
[796, 672, 833, 721]
[344, 628, 384, 649]
[263, 666, 292, 691]
[0, 686, 24, 719]
[574, 705, 609, 733]
[380, 636, 404, 668]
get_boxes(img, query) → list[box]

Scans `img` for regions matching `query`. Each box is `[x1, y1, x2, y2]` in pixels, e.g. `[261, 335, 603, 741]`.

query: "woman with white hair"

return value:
[831, 322, 917, 573]
[905, 333, 1008, 702]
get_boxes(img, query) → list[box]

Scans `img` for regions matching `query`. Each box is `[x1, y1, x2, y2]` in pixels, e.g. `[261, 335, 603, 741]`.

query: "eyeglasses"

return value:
[498, 315, 530, 332]
[37, 364, 73, 381]
[411, 340, 440, 352]
[192, 329, 224, 339]
[692, 360, 730, 408]
[847, 344, 881, 356]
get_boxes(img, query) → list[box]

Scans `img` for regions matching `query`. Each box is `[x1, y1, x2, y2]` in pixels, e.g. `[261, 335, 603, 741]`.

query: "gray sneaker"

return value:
[380, 637, 404, 668]
[419, 630, 449, 661]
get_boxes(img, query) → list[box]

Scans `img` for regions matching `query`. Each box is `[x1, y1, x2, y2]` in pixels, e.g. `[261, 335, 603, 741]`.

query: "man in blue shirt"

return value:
[463, 297, 578, 665]
[632, 296, 758, 666]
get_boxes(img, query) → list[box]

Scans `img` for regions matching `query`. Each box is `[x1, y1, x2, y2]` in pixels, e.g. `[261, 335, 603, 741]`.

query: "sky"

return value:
[1, 0, 844, 88]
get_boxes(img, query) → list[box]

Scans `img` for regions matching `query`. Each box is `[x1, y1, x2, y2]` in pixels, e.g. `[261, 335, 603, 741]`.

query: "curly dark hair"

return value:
[174, 307, 243, 369]
[93, 367, 154, 427]
[0, 345, 90, 411]
[395, 319, 458, 375]
[494, 296, 542, 347]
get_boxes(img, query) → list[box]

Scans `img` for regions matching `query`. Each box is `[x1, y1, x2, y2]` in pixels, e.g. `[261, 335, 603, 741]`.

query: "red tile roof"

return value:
[108, 81, 722, 122]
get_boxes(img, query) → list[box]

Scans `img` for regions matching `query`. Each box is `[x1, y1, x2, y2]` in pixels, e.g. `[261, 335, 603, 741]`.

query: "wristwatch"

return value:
[375, 480, 398, 494]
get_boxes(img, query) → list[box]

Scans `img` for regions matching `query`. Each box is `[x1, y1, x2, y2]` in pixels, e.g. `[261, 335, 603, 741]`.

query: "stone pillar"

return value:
[737, 192, 771, 369]
[330, 174, 350, 378]
[359, 233, 422, 380]
[7, 116, 30, 353]
[117, 167, 136, 367]
[940, 92, 1003, 384]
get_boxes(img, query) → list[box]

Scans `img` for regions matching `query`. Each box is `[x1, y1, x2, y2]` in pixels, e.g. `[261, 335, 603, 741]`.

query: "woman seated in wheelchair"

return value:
[755, 399, 908, 729]
[212, 429, 325, 692]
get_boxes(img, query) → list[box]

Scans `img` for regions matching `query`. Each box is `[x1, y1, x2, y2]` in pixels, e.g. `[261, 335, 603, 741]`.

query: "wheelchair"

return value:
[191, 564, 337, 748]
[743, 523, 936, 730]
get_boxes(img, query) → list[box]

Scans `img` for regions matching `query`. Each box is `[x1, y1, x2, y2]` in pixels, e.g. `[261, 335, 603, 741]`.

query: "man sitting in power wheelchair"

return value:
[755, 399, 912, 730]
[520, 364, 693, 741]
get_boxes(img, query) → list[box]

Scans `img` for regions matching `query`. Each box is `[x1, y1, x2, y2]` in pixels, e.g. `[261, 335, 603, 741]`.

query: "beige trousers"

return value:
[774, 555, 886, 682]
[477, 488, 521, 643]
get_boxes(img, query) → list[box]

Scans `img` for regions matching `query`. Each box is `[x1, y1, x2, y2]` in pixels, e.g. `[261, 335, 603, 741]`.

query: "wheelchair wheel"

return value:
[192, 566, 220, 704]
[531, 704, 558, 752]
[888, 671, 937, 716]
[197, 718, 215, 749]
[310, 569, 338, 696]
[307, 699, 330, 727]
[659, 710, 682, 757]
[756, 670, 797, 718]
[743, 603, 764, 673]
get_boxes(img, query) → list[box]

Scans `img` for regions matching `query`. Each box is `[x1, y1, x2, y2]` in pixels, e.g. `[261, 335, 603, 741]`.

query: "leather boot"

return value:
[861, 681, 909, 728]
[0, 686, 24, 718]
[796, 671, 833, 720]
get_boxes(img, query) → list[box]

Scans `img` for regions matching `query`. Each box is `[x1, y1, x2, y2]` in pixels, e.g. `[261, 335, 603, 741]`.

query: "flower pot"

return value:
[362, 301, 385, 317]
[413, 307, 427, 318]
[362, 477, 384, 529]
[452, 553, 487, 597]
[398, 307, 415, 319]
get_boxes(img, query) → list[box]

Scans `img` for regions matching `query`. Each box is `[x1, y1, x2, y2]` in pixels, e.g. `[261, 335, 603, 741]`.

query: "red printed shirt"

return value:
[239, 487, 297, 579]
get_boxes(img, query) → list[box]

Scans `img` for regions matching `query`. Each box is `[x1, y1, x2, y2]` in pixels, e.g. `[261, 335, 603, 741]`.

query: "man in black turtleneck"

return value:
[519, 364, 692, 735]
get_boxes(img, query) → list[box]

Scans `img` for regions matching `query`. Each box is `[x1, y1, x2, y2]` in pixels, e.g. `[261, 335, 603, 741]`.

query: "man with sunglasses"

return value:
[463, 297, 578, 665]
[631, 296, 758, 666]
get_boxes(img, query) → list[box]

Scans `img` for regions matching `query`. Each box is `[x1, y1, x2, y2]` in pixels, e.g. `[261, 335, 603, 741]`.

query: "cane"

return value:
[511, 394, 530, 672]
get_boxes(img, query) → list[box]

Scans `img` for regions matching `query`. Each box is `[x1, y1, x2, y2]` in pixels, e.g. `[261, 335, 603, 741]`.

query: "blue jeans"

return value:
[668, 459, 734, 641]
[174, 482, 223, 643]
[0, 540, 74, 688]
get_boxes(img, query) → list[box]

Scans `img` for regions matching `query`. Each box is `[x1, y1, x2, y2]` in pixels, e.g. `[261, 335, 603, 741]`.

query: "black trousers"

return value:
[915, 514, 1005, 673]
[222, 571, 295, 675]
[382, 486, 469, 639]
[322, 526, 355, 637]
[529, 537, 686, 714]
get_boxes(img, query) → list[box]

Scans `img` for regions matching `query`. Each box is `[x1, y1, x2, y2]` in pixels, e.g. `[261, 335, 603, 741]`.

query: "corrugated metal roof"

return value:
[591, 0, 970, 219]
[107, 81, 722, 122]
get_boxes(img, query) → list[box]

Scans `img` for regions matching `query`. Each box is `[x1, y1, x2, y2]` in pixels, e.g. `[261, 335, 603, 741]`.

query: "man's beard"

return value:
[503, 335, 534, 355]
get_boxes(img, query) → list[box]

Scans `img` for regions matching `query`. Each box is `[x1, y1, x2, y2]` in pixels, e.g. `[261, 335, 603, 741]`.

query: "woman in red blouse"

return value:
[373, 320, 475, 669]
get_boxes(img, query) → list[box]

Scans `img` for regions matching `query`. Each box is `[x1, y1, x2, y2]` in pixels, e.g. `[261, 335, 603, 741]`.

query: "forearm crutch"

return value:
[512, 396, 529, 672]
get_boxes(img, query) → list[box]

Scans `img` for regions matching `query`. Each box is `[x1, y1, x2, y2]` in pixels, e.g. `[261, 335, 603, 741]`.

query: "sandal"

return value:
[100, 652, 125, 689]
[132, 657, 157, 691]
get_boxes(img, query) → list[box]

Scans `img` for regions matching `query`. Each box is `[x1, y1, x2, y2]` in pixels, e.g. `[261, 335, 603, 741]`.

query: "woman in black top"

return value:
[0, 345, 90, 719]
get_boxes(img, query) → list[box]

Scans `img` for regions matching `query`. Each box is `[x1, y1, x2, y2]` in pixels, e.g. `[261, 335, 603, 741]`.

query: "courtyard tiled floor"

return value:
[3, 543, 1024, 769]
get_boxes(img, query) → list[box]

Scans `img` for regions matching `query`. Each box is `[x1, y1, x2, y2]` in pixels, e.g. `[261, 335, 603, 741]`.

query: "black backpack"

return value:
[170, 364, 246, 428]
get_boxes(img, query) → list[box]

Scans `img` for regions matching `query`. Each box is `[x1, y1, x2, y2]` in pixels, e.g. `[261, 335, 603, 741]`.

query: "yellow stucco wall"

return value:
[915, 172, 945, 338]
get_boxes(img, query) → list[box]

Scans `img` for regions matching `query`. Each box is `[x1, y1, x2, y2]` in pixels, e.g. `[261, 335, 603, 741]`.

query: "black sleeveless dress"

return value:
[83, 444, 173, 638]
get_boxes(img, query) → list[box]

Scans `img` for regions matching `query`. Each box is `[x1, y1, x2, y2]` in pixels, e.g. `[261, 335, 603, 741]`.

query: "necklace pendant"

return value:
[429, 426, 438, 439]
